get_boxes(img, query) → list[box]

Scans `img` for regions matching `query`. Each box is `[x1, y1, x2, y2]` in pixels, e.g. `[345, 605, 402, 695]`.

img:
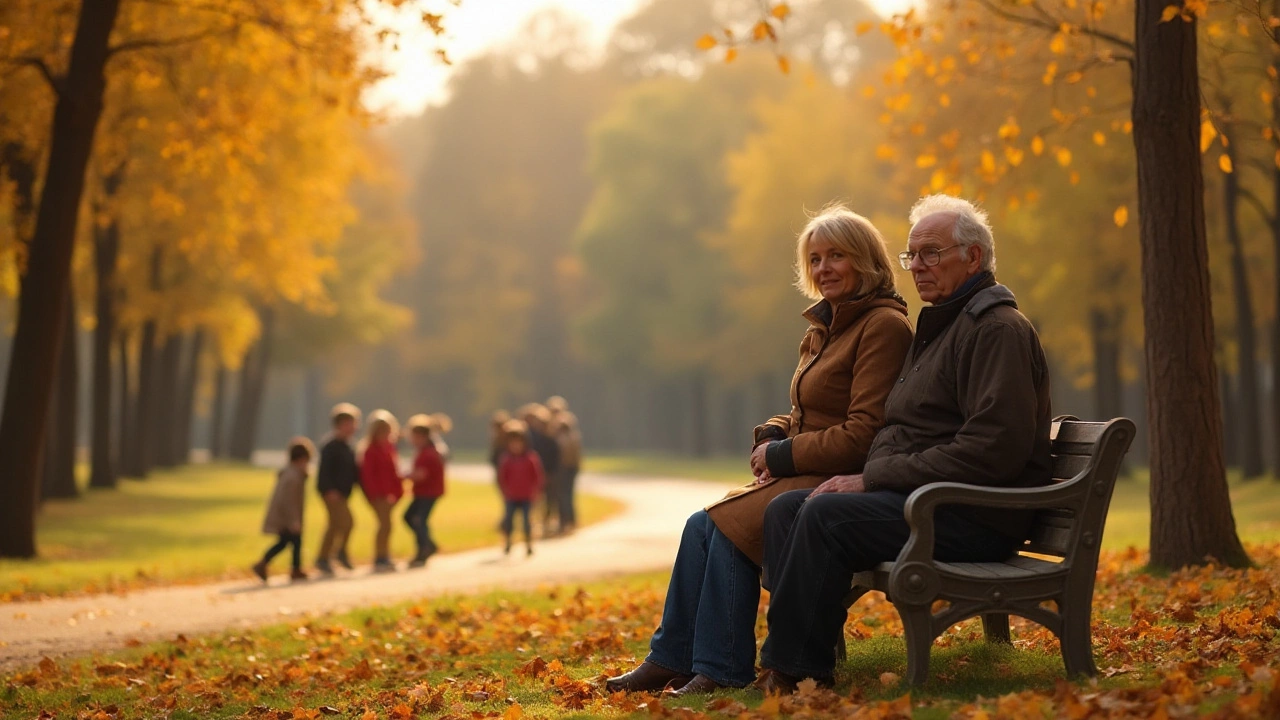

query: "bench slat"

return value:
[1050, 454, 1092, 478]
[935, 557, 1064, 580]
[1050, 422, 1108, 444]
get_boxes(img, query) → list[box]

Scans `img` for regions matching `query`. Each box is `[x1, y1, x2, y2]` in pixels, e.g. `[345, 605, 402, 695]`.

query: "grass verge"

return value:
[4, 546, 1277, 719]
[0, 463, 622, 600]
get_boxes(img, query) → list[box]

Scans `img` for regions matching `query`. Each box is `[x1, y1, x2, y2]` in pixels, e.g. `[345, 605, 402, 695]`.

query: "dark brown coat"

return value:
[706, 292, 913, 564]
[863, 274, 1052, 541]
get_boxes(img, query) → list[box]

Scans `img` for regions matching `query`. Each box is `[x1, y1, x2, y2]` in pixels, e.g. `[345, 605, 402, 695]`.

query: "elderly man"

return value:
[753, 194, 1053, 693]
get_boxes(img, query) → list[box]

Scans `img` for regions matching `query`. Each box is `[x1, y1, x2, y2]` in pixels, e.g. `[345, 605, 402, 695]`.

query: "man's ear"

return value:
[966, 244, 984, 271]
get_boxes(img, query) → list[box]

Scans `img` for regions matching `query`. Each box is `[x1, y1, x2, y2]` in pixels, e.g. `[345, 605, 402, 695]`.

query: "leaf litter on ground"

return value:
[3, 544, 1279, 719]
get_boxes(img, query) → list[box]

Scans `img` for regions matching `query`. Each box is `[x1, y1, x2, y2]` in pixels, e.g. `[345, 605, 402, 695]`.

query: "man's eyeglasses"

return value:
[898, 244, 962, 270]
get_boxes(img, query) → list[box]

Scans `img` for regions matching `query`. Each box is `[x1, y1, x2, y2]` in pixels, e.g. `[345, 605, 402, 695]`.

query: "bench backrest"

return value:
[1022, 417, 1136, 560]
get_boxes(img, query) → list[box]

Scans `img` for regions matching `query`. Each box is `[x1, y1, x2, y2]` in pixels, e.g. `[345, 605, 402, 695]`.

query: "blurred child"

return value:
[497, 419, 544, 557]
[359, 410, 403, 572]
[315, 403, 361, 576]
[404, 414, 445, 568]
[488, 410, 511, 472]
[253, 437, 316, 583]
[428, 412, 454, 461]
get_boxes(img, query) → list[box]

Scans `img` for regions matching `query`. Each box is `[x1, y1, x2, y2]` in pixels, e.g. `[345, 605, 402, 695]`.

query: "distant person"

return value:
[403, 414, 445, 568]
[315, 403, 361, 576]
[497, 419, 544, 557]
[489, 410, 511, 481]
[253, 437, 316, 583]
[519, 403, 562, 536]
[428, 412, 454, 462]
[607, 204, 912, 695]
[359, 409, 404, 572]
[546, 396, 582, 535]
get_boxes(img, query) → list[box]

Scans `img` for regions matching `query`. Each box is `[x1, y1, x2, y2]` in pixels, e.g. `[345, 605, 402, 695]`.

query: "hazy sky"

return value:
[364, 0, 913, 117]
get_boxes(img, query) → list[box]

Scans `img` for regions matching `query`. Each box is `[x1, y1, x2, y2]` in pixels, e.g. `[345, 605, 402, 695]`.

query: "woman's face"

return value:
[808, 236, 860, 303]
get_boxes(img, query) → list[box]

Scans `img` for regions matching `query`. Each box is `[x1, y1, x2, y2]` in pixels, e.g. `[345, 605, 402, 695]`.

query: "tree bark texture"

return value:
[42, 291, 80, 500]
[1132, 0, 1249, 568]
[1272, 160, 1280, 477]
[1220, 132, 1264, 478]
[89, 170, 124, 489]
[0, 0, 121, 557]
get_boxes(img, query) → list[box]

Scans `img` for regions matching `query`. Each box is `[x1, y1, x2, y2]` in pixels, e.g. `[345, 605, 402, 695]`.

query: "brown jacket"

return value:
[863, 274, 1052, 541]
[707, 292, 913, 564]
[262, 465, 307, 535]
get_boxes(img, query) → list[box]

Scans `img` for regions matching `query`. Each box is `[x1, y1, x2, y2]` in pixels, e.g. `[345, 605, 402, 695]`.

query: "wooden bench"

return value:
[842, 416, 1136, 686]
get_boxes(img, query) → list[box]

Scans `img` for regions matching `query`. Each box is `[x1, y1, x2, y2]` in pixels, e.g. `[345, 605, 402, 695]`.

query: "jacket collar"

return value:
[803, 290, 909, 333]
[914, 272, 1004, 346]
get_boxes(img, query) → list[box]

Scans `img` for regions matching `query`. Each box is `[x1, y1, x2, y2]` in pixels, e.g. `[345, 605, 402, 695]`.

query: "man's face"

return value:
[335, 417, 356, 440]
[906, 213, 983, 305]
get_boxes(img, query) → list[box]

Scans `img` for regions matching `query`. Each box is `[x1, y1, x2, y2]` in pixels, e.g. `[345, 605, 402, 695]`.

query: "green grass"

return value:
[0, 463, 622, 600]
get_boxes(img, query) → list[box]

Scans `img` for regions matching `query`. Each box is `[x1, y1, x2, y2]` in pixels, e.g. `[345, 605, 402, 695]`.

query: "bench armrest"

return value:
[885, 477, 1089, 604]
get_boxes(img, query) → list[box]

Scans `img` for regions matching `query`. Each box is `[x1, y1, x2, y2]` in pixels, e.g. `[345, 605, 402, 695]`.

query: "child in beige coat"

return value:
[253, 437, 315, 583]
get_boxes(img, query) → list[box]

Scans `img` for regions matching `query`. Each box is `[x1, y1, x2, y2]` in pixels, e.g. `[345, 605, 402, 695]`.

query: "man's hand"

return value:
[753, 467, 773, 485]
[749, 443, 768, 477]
[808, 474, 867, 497]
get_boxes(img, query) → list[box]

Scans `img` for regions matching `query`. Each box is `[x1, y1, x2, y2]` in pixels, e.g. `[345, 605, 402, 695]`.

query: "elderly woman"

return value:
[606, 205, 913, 696]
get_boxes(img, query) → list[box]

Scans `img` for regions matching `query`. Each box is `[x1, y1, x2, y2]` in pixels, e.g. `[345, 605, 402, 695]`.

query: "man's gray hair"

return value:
[908, 195, 996, 273]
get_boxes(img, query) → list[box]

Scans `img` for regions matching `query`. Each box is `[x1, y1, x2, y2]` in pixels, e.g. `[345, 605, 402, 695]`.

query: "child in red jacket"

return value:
[360, 410, 403, 572]
[497, 419, 544, 557]
[404, 414, 445, 568]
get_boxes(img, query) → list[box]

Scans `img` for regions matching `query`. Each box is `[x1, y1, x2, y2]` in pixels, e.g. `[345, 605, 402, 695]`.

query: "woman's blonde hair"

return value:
[358, 409, 399, 461]
[793, 203, 897, 301]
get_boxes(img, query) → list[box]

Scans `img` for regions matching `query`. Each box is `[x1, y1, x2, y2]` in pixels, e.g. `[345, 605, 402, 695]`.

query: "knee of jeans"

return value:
[765, 490, 807, 526]
[683, 509, 710, 538]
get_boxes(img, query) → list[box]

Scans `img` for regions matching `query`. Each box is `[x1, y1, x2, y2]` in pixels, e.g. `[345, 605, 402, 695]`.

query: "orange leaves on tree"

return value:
[695, 34, 717, 50]
[770, 3, 792, 20]
[1201, 120, 1219, 153]
[856, 21, 875, 36]
[1055, 147, 1073, 167]
[777, 55, 791, 74]
[1114, 206, 1129, 228]
[1219, 154, 1234, 173]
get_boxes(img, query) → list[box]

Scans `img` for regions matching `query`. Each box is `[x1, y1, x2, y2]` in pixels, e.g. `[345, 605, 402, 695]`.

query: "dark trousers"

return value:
[502, 499, 533, 547]
[557, 466, 579, 528]
[403, 497, 438, 559]
[760, 490, 1017, 682]
[262, 531, 302, 571]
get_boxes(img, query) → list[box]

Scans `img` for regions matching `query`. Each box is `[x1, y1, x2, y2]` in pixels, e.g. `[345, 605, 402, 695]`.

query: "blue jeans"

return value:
[403, 497, 438, 559]
[647, 510, 761, 687]
[502, 500, 533, 546]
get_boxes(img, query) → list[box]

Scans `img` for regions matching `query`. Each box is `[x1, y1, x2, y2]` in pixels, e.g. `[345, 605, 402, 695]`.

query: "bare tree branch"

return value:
[107, 24, 239, 57]
[973, 0, 1135, 53]
[1237, 184, 1275, 222]
[5, 56, 63, 96]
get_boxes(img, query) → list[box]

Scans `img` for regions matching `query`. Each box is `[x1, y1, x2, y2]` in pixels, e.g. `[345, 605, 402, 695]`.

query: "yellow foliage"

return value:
[1114, 206, 1128, 228]
[1055, 147, 1073, 167]
[1200, 120, 1218, 153]
[1093, 131, 1106, 146]
[695, 33, 717, 50]
[770, 3, 792, 20]
[1031, 136, 1045, 156]
[1218, 154, 1233, 173]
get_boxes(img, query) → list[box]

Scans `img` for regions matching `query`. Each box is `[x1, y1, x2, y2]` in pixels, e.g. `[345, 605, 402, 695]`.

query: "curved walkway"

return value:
[0, 465, 736, 672]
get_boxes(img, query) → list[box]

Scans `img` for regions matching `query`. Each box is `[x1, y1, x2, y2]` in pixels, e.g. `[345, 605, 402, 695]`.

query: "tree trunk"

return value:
[230, 308, 275, 462]
[42, 291, 80, 500]
[1090, 307, 1124, 422]
[89, 170, 124, 489]
[0, 0, 121, 557]
[117, 333, 135, 477]
[131, 318, 158, 477]
[173, 330, 204, 465]
[210, 363, 227, 459]
[1132, 0, 1249, 568]
[152, 333, 183, 468]
[1272, 159, 1280, 477]
[1220, 130, 1264, 478]
[689, 370, 710, 457]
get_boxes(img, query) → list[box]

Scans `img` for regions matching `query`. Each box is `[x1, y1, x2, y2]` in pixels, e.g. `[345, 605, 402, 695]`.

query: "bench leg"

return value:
[1059, 604, 1097, 678]
[982, 613, 1011, 644]
[900, 606, 934, 686]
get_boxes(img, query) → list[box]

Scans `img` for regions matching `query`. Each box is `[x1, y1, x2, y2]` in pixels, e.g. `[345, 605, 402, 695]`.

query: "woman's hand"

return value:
[750, 443, 769, 477]
[808, 474, 867, 497]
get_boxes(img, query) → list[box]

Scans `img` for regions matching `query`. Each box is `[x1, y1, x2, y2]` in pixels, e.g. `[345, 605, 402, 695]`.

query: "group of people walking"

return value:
[607, 193, 1053, 696]
[250, 396, 584, 582]
[252, 405, 453, 581]
[487, 398, 583, 555]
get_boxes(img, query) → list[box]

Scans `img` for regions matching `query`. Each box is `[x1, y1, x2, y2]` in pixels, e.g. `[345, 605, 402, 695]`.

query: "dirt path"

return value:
[0, 466, 736, 673]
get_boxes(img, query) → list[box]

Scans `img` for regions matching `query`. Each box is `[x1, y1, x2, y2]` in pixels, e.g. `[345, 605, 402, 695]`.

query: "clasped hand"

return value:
[808, 474, 867, 496]
[749, 444, 772, 484]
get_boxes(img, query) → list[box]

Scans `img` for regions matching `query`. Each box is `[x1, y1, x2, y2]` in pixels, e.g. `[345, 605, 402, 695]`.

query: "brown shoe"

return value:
[665, 673, 724, 697]
[605, 661, 693, 693]
[290, 569, 308, 582]
[251, 561, 268, 583]
[752, 668, 800, 696]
